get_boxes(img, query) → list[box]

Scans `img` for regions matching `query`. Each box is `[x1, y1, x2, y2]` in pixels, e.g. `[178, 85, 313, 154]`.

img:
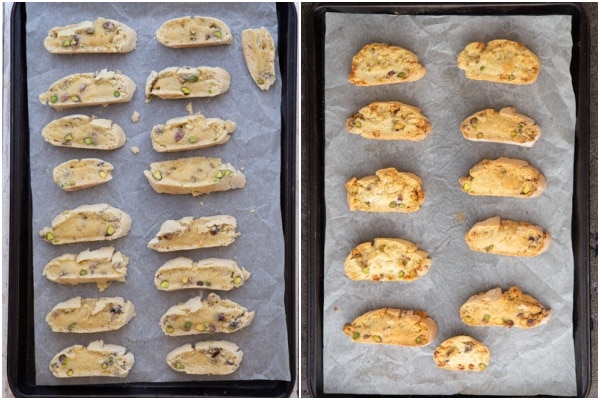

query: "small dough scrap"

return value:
[145, 66, 230, 100]
[433, 335, 490, 371]
[150, 113, 235, 152]
[242, 27, 276, 90]
[46, 296, 135, 333]
[42, 114, 126, 150]
[166, 340, 243, 375]
[53, 158, 114, 191]
[49, 340, 134, 378]
[155, 257, 250, 291]
[156, 16, 232, 48]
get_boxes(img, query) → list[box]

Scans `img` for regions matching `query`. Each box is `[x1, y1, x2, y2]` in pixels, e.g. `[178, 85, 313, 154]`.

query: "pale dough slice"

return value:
[460, 107, 541, 147]
[433, 335, 490, 371]
[156, 16, 232, 48]
[155, 257, 250, 291]
[46, 296, 135, 333]
[53, 158, 114, 191]
[166, 340, 243, 375]
[145, 66, 230, 100]
[42, 114, 126, 150]
[242, 27, 276, 90]
[49, 340, 134, 378]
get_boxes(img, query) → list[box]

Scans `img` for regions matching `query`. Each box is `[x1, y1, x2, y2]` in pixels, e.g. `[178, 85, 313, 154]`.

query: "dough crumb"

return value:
[130, 146, 140, 154]
[186, 102, 193, 115]
[131, 111, 140, 122]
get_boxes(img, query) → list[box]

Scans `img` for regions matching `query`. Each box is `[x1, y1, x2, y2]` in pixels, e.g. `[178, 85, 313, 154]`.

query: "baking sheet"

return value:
[322, 13, 577, 396]
[25, 2, 290, 385]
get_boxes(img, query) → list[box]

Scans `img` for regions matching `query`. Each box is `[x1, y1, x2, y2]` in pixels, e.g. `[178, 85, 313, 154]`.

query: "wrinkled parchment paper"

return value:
[323, 13, 576, 396]
[26, 2, 290, 385]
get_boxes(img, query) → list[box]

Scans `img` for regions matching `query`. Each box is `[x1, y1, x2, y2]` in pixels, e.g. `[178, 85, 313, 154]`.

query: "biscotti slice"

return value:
[42, 115, 126, 150]
[460, 157, 547, 198]
[39, 69, 136, 110]
[346, 168, 425, 212]
[460, 107, 541, 147]
[148, 215, 240, 252]
[151, 113, 235, 152]
[167, 341, 243, 375]
[344, 238, 431, 281]
[242, 27, 276, 90]
[345, 101, 431, 141]
[44, 18, 137, 54]
[43, 246, 128, 292]
[46, 296, 135, 333]
[465, 216, 551, 257]
[348, 43, 426, 86]
[160, 293, 255, 336]
[155, 257, 250, 291]
[433, 335, 490, 371]
[344, 308, 437, 346]
[53, 158, 114, 191]
[49, 340, 134, 378]
[157, 16, 232, 48]
[40, 204, 132, 245]
[457, 39, 540, 84]
[460, 286, 552, 328]
[144, 156, 246, 196]
[145, 66, 230, 100]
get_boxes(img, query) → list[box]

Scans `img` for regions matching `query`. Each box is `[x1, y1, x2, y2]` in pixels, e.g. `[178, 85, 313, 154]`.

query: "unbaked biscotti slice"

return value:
[144, 156, 246, 196]
[348, 43, 426, 86]
[344, 308, 437, 346]
[155, 257, 250, 291]
[44, 18, 137, 54]
[242, 27, 276, 90]
[43, 246, 128, 292]
[42, 115, 126, 150]
[145, 66, 230, 100]
[459, 157, 547, 198]
[345, 101, 431, 141]
[156, 16, 232, 48]
[344, 238, 431, 281]
[39, 69, 136, 110]
[345, 168, 425, 212]
[40, 204, 132, 245]
[53, 158, 114, 191]
[433, 335, 490, 371]
[167, 340, 243, 375]
[46, 296, 135, 333]
[457, 39, 540, 84]
[465, 216, 551, 257]
[151, 113, 236, 152]
[148, 215, 240, 252]
[460, 107, 541, 147]
[49, 340, 134, 378]
[460, 286, 552, 328]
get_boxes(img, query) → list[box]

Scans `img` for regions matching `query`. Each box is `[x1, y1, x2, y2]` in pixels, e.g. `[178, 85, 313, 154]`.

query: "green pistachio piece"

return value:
[176, 361, 185, 370]
[183, 321, 192, 331]
[70, 95, 80, 102]
[50, 95, 59, 104]
[102, 362, 108, 370]
[166, 325, 174, 334]
[352, 331, 360, 340]
[181, 87, 191, 95]
[153, 171, 163, 180]
[479, 363, 487, 370]
[62, 39, 71, 47]
[476, 132, 484, 139]
[214, 30, 222, 38]
[372, 335, 382, 342]
[353, 120, 362, 128]
[510, 130, 517, 137]
[106, 224, 116, 236]
[470, 117, 479, 128]
[464, 315, 474, 324]
[463, 182, 472, 191]
[397, 71, 406, 78]
[256, 78, 264, 85]
[415, 336, 423, 344]
[84, 137, 96, 145]
[185, 74, 199, 82]
[389, 201, 397, 208]
[480, 66, 485, 71]
[361, 267, 369, 274]
[483, 313, 491, 321]
[99, 170, 107, 179]
[79, 269, 87, 276]
[46, 232, 55, 241]
[64, 133, 73, 141]
[485, 244, 494, 252]
[398, 203, 406, 208]
[508, 74, 516, 81]
[398, 270, 405, 278]
[188, 135, 198, 143]
[160, 280, 169, 289]
[233, 276, 243, 285]
[113, 90, 120, 98]
[67, 369, 74, 377]
[522, 183, 532, 194]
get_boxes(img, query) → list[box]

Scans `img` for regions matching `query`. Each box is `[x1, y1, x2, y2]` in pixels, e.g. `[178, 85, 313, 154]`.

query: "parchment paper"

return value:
[26, 2, 290, 385]
[323, 13, 577, 396]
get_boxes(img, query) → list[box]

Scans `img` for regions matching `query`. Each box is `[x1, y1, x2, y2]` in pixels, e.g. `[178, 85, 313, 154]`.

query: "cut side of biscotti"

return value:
[148, 215, 240, 252]
[43, 246, 128, 292]
[143, 157, 246, 196]
[457, 39, 540, 84]
[46, 296, 135, 333]
[39, 69, 136, 110]
[145, 66, 230, 100]
[44, 18, 137, 54]
[156, 16, 232, 48]
[348, 43, 426, 86]
[460, 107, 541, 147]
[40, 204, 132, 245]
[167, 341, 243, 375]
[49, 340, 135, 378]
[345, 101, 431, 141]
[346, 168, 425, 212]
[459, 157, 547, 198]
[460, 286, 552, 328]
[344, 308, 437, 346]
[155, 257, 250, 291]
[42, 114, 127, 150]
[344, 238, 431, 281]
[465, 216, 551, 257]
[433, 335, 490, 371]
[53, 158, 114, 191]
[242, 27, 276, 90]
[151, 113, 236, 152]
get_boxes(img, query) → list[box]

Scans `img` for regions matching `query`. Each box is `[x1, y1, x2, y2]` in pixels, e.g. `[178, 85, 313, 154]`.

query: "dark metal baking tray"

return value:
[306, 2, 591, 397]
[7, 2, 297, 397]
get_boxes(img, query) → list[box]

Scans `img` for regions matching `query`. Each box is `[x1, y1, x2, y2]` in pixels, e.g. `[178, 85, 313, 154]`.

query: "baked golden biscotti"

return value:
[459, 157, 547, 198]
[145, 66, 230, 100]
[465, 216, 551, 257]
[46, 296, 135, 333]
[53, 158, 114, 191]
[242, 27, 276, 90]
[44, 18, 137, 54]
[344, 308, 437, 346]
[42, 115, 126, 150]
[344, 238, 431, 281]
[155, 257, 250, 291]
[460, 107, 541, 147]
[156, 16, 232, 48]
[346, 168, 425, 212]
[433, 335, 490, 371]
[457, 39, 540, 84]
[166, 341, 243, 375]
[345, 101, 431, 141]
[460, 286, 552, 328]
[348, 43, 426, 86]
[49, 341, 134, 378]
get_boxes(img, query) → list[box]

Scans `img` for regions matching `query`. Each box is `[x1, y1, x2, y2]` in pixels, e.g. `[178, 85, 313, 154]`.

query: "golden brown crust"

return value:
[460, 107, 541, 147]
[433, 335, 490, 371]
